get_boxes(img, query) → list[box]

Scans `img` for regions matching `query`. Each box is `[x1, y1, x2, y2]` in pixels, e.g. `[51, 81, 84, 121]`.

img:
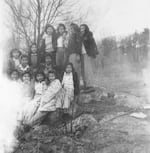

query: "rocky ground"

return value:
[13, 69, 150, 153]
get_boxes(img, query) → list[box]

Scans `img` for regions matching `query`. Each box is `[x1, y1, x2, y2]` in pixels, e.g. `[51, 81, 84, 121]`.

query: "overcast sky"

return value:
[0, 0, 150, 41]
[79, 0, 150, 39]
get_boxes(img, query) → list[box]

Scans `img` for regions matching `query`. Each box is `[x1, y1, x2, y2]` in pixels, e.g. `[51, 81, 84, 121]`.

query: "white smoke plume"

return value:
[0, 1, 24, 152]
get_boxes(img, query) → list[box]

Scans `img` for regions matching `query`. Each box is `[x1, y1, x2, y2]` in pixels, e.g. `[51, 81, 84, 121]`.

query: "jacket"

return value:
[82, 32, 99, 58]
[68, 33, 82, 55]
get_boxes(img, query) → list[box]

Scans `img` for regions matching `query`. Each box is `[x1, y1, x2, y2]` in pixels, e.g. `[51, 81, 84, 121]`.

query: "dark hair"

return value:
[45, 53, 52, 59]
[10, 69, 20, 78]
[10, 69, 19, 74]
[21, 54, 29, 60]
[70, 23, 80, 33]
[21, 71, 32, 81]
[30, 43, 37, 52]
[10, 48, 21, 58]
[64, 62, 75, 74]
[48, 70, 56, 76]
[80, 24, 90, 33]
[35, 71, 45, 82]
[57, 23, 66, 33]
[45, 24, 56, 35]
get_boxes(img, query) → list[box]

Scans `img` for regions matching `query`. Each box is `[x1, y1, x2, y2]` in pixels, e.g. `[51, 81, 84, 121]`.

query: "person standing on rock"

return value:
[61, 63, 80, 110]
[67, 23, 82, 85]
[80, 24, 99, 87]
[41, 24, 57, 65]
[56, 23, 68, 72]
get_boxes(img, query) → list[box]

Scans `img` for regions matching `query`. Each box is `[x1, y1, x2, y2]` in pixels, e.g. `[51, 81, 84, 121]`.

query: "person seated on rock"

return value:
[7, 48, 22, 74]
[25, 70, 64, 126]
[20, 71, 34, 101]
[17, 55, 31, 75]
[9, 69, 20, 82]
[39, 54, 58, 77]
[61, 63, 80, 110]
[34, 70, 48, 100]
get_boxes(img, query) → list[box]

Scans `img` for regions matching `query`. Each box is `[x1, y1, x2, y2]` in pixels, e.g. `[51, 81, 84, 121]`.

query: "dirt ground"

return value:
[14, 64, 150, 153]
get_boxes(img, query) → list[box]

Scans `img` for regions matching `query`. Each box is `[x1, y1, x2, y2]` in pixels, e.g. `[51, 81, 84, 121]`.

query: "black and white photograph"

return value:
[0, 0, 150, 152]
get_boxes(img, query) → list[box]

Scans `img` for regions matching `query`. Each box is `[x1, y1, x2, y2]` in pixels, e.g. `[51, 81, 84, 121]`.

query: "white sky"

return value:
[80, 0, 150, 39]
[0, 0, 150, 40]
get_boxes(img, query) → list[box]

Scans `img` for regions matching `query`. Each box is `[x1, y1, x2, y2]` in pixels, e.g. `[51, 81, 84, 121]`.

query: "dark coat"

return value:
[82, 32, 99, 58]
[40, 34, 57, 62]
[68, 33, 82, 55]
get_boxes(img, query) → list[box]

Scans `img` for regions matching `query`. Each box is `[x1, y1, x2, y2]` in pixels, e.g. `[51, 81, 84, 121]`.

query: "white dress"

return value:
[43, 34, 54, 53]
[22, 81, 47, 123]
[39, 79, 62, 111]
[62, 72, 74, 108]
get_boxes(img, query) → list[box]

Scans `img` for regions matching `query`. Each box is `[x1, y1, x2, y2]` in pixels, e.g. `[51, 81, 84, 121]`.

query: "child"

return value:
[21, 72, 34, 101]
[40, 54, 57, 77]
[10, 69, 20, 82]
[56, 24, 68, 71]
[18, 55, 31, 75]
[62, 63, 80, 109]
[27, 70, 63, 126]
[8, 48, 21, 73]
[42, 24, 57, 64]
[34, 71, 47, 99]
[29, 43, 39, 73]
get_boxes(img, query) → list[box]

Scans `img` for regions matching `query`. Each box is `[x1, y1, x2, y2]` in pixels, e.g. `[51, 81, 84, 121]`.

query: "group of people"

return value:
[6, 23, 98, 126]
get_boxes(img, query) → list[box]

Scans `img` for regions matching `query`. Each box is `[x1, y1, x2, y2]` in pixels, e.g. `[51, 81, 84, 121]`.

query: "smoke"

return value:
[0, 50, 24, 153]
[0, 1, 24, 152]
[142, 52, 150, 103]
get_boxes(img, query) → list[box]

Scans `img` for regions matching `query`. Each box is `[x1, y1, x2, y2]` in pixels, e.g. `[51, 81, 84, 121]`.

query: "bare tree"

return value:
[5, 0, 79, 51]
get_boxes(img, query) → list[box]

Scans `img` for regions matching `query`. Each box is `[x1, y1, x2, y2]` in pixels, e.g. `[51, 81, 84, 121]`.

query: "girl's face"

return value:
[46, 27, 53, 35]
[21, 57, 28, 66]
[36, 73, 44, 82]
[70, 26, 75, 34]
[22, 73, 31, 83]
[80, 26, 86, 35]
[66, 65, 72, 73]
[58, 26, 65, 34]
[45, 56, 52, 65]
[31, 45, 37, 53]
[48, 73, 56, 82]
[11, 71, 19, 80]
[12, 50, 20, 59]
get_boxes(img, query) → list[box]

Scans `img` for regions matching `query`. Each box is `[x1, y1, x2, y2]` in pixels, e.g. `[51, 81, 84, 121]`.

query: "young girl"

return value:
[40, 54, 56, 77]
[56, 24, 68, 71]
[62, 63, 79, 109]
[34, 71, 47, 99]
[29, 43, 39, 73]
[67, 23, 82, 83]
[18, 55, 31, 75]
[8, 48, 21, 73]
[21, 72, 34, 101]
[80, 24, 99, 87]
[42, 24, 57, 64]
[26, 70, 63, 126]
[21, 71, 47, 124]
[10, 69, 20, 82]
